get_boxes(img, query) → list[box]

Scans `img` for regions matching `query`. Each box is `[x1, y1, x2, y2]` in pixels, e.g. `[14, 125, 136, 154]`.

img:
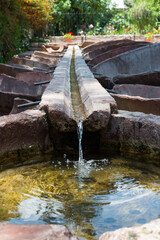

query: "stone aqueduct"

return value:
[0, 39, 160, 159]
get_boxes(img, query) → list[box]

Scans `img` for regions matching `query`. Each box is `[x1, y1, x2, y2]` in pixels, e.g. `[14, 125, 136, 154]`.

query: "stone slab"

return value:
[99, 219, 160, 240]
[16, 72, 53, 84]
[84, 39, 136, 61]
[10, 98, 37, 114]
[75, 46, 117, 131]
[93, 43, 160, 80]
[113, 84, 160, 98]
[13, 56, 50, 70]
[0, 74, 45, 96]
[0, 224, 78, 240]
[113, 71, 160, 86]
[100, 110, 160, 156]
[0, 109, 50, 154]
[34, 51, 63, 59]
[112, 84, 160, 115]
[0, 74, 45, 114]
[41, 44, 64, 53]
[112, 93, 160, 115]
[88, 43, 149, 66]
[82, 39, 133, 55]
[40, 46, 76, 132]
[30, 54, 59, 66]
[0, 63, 33, 77]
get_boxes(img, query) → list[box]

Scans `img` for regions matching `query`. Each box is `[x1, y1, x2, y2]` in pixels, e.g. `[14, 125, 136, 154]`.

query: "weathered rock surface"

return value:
[0, 109, 50, 154]
[113, 71, 160, 86]
[0, 224, 78, 240]
[10, 98, 37, 114]
[99, 219, 160, 240]
[0, 74, 45, 114]
[79, 41, 95, 48]
[84, 40, 140, 61]
[113, 84, 160, 98]
[75, 46, 117, 131]
[44, 43, 67, 50]
[40, 46, 76, 132]
[100, 110, 160, 157]
[112, 84, 160, 115]
[95, 76, 114, 89]
[0, 63, 33, 77]
[93, 43, 160, 80]
[13, 55, 50, 70]
[30, 54, 59, 66]
[16, 72, 53, 84]
[82, 39, 133, 55]
[112, 93, 160, 115]
[34, 51, 63, 59]
[88, 42, 149, 66]
[41, 44, 64, 53]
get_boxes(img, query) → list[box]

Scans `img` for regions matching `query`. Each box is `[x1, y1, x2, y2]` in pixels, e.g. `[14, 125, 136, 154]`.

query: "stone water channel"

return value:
[0, 43, 160, 239]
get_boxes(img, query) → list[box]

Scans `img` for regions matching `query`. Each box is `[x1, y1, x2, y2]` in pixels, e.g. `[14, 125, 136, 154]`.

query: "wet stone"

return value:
[0, 224, 79, 240]
[99, 219, 160, 240]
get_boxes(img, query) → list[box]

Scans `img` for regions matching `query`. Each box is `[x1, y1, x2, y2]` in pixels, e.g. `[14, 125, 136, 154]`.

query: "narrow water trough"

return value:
[39, 45, 117, 153]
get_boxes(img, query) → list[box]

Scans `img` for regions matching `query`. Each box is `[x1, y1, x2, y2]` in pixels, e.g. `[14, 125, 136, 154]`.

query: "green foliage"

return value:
[30, 38, 50, 43]
[63, 32, 74, 39]
[49, 0, 113, 35]
[128, 0, 159, 33]
[109, 13, 130, 32]
[124, 0, 133, 8]
[0, 0, 53, 62]
[145, 32, 153, 39]
[0, 7, 30, 62]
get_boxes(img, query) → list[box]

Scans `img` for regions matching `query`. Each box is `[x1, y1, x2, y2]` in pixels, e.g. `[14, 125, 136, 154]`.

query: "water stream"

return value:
[70, 46, 86, 162]
[77, 121, 83, 162]
[70, 47, 86, 123]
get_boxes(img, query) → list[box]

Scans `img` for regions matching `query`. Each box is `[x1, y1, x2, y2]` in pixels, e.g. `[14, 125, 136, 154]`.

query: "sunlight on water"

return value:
[0, 155, 159, 240]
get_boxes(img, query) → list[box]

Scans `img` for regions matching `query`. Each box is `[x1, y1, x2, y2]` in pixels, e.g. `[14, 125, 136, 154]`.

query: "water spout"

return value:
[77, 120, 83, 162]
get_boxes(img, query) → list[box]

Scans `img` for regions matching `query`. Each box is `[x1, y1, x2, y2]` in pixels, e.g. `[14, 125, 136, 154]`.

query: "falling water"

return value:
[70, 46, 86, 162]
[77, 120, 83, 162]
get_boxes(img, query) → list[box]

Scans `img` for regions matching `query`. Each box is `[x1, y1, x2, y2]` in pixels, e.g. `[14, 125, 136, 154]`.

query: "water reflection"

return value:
[0, 155, 159, 240]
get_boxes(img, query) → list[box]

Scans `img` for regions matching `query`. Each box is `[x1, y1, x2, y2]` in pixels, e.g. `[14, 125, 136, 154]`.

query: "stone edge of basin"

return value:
[0, 109, 51, 156]
[99, 218, 160, 240]
[40, 46, 76, 132]
[0, 224, 79, 240]
[74, 45, 117, 132]
[100, 110, 160, 159]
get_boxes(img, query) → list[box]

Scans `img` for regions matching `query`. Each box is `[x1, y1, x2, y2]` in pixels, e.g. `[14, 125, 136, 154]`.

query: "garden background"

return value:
[0, 0, 159, 62]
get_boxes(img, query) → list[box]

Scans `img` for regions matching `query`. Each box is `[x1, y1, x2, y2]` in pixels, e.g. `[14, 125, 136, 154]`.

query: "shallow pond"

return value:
[0, 154, 160, 240]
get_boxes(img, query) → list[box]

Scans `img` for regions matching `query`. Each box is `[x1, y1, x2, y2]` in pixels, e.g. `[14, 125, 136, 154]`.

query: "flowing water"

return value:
[0, 154, 159, 240]
[70, 47, 86, 122]
[77, 120, 83, 162]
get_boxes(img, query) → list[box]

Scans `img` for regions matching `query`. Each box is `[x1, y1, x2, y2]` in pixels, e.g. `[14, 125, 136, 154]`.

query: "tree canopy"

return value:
[127, 0, 159, 32]
[0, 0, 54, 61]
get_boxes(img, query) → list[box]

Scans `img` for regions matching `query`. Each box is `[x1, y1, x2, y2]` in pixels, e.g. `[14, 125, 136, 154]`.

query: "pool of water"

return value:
[0, 154, 160, 240]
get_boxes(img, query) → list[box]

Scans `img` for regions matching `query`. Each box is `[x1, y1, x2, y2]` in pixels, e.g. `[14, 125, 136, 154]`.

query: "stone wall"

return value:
[48, 35, 160, 44]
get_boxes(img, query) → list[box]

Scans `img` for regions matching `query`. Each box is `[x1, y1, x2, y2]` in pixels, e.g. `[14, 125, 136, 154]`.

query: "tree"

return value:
[50, 0, 112, 35]
[127, 0, 159, 33]
[0, 0, 54, 62]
